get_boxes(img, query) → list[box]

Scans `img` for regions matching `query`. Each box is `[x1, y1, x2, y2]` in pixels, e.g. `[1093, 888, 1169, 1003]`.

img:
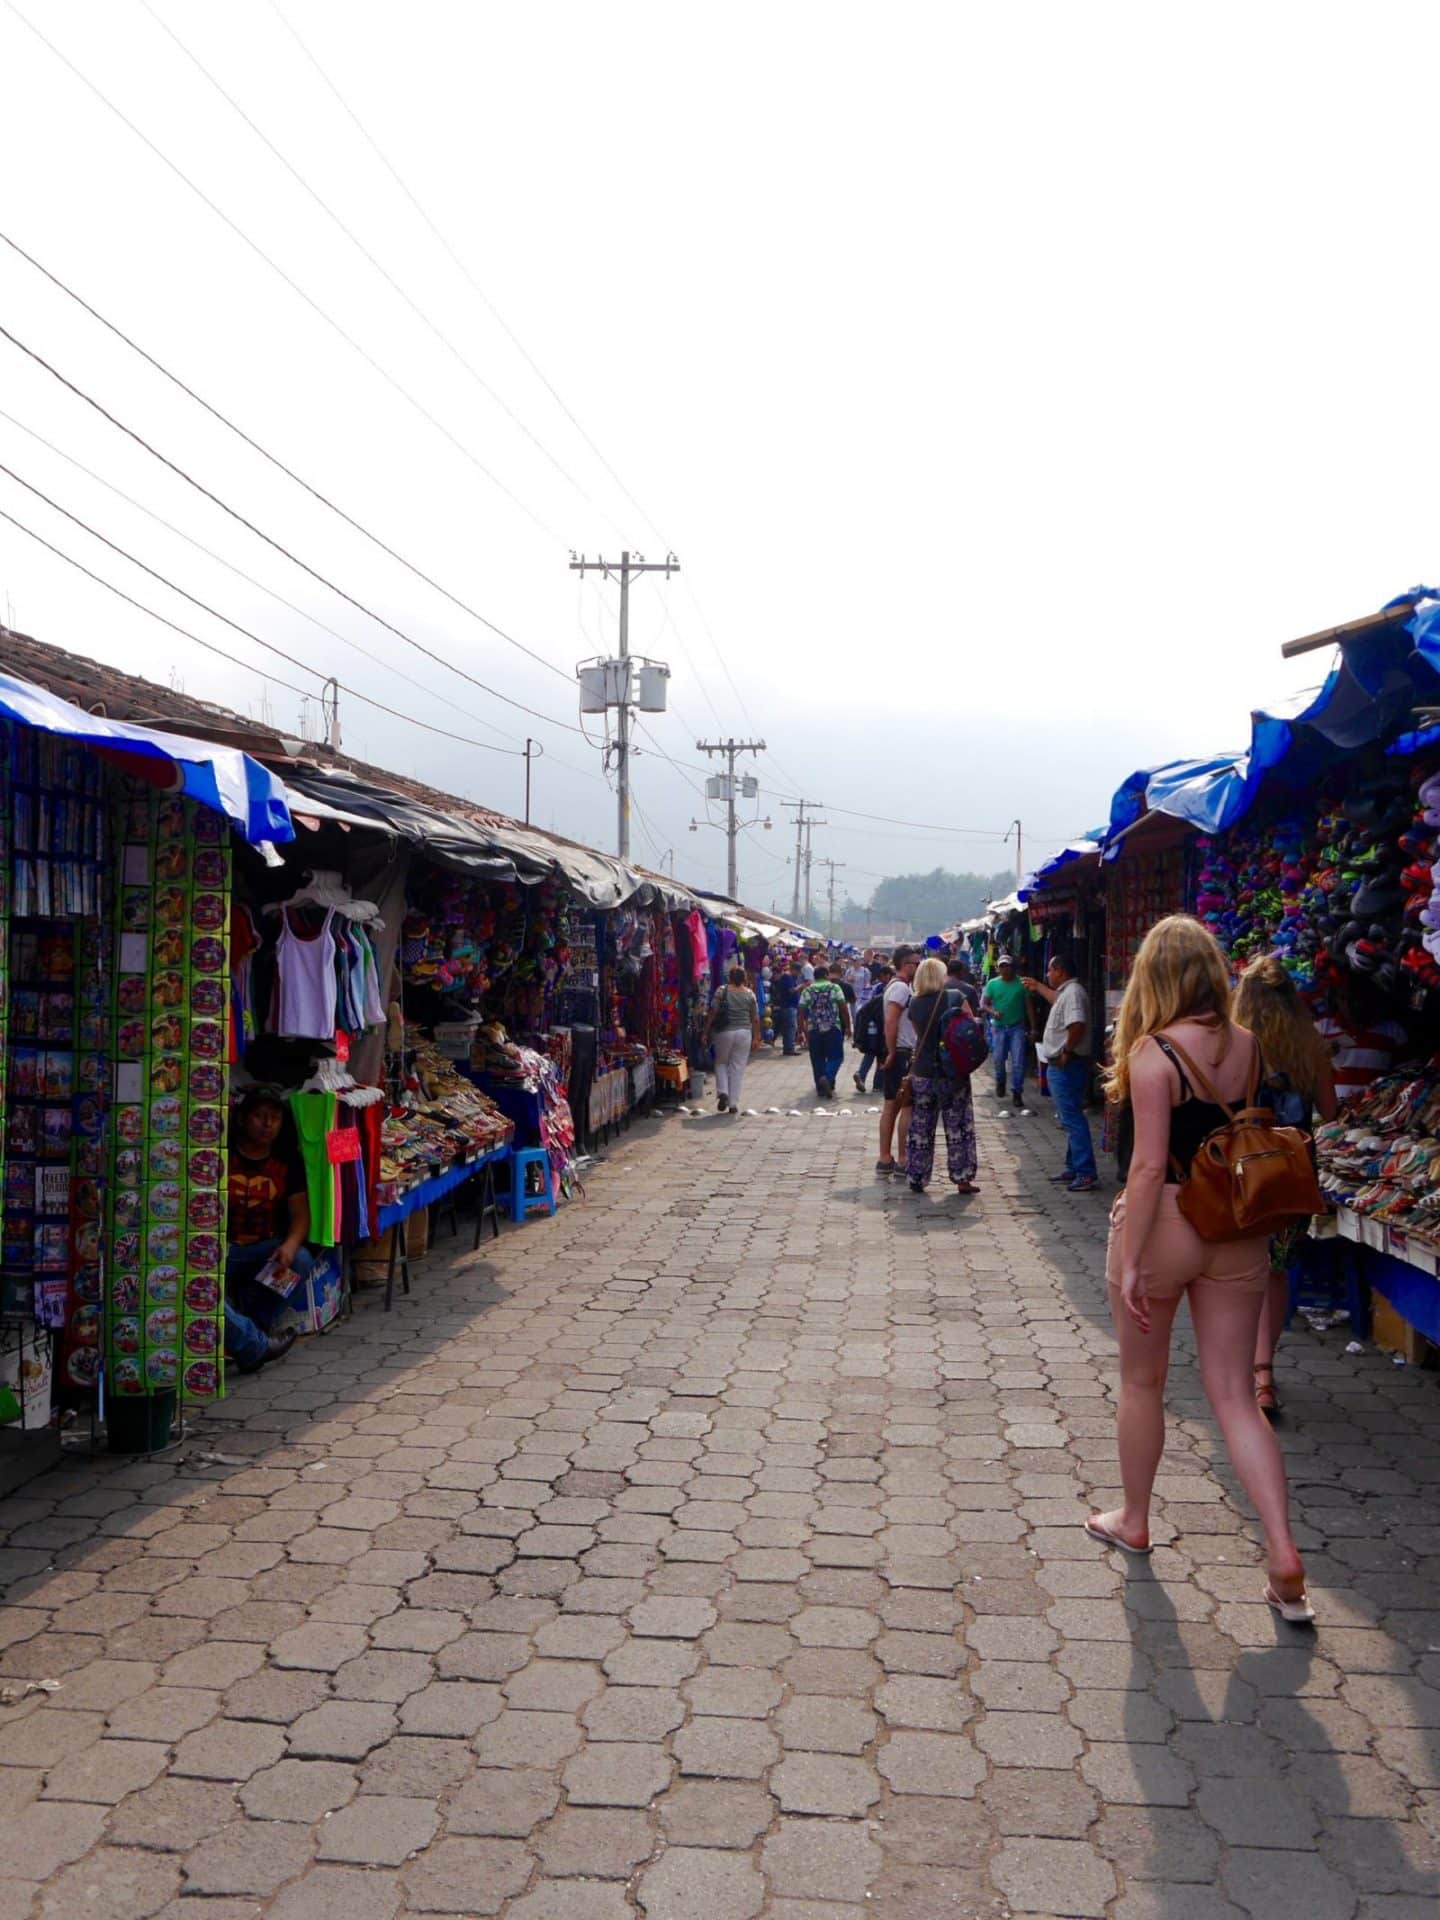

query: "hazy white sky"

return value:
[1, 0, 1435, 909]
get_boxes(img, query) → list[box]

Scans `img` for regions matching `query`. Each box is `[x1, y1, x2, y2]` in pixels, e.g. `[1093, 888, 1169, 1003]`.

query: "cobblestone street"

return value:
[1, 1048, 1439, 1918]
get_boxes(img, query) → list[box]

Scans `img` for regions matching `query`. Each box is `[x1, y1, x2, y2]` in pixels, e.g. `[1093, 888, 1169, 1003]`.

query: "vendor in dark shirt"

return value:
[224, 1087, 308, 1374]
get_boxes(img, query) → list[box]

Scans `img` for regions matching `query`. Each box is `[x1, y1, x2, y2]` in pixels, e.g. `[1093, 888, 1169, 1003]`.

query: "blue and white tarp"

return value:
[0, 669, 293, 843]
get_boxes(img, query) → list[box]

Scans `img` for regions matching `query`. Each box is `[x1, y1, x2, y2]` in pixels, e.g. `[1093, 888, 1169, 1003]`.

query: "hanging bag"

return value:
[1161, 1033, 1325, 1243]
[897, 988, 950, 1111]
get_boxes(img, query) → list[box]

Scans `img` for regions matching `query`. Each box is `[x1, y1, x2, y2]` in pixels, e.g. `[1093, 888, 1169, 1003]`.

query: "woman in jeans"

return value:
[904, 957, 979, 1194]
[1233, 954, 1336, 1418]
[1094, 916, 1311, 1623]
[704, 966, 762, 1114]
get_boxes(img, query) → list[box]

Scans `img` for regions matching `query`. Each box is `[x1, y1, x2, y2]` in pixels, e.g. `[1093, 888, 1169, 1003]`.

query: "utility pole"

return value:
[819, 858, 845, 937]
[696, 738, 766, 899]
[781, 799, 824, 921]
[571, 550, 678, 859]
[522, 739, 543, 826]
[802, 813, 828, 924]
[1005, 818, 1023, 886]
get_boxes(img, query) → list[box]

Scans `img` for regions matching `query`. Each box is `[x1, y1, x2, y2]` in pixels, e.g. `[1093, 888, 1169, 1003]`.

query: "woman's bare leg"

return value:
[1191, 1284, 1305, 1590]
[1091, 1289, 1182, 1548]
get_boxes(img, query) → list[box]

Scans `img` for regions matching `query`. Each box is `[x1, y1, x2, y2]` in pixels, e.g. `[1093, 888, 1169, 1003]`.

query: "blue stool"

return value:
[509, 1147, 556, 1223]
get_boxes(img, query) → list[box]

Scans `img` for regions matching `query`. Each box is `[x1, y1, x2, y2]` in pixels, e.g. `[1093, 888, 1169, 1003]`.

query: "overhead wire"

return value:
[0, 231, 574, 688]
[263, 0, 667, 545]
[0, 322, 592, 737]
[2, 0, 562, 541]
[0, 406, 520, 750]
[0, 469, 535, 756]
[136, 0, 614, 530]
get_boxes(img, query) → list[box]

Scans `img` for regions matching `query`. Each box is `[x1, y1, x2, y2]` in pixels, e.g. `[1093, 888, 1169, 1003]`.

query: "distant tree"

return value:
[866, 868, 1014, 933]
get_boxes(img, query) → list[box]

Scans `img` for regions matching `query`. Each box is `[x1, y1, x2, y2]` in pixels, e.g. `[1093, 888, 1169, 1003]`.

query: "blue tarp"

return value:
[0, 669, 293, 844]
[1026, 586, 1440, 893]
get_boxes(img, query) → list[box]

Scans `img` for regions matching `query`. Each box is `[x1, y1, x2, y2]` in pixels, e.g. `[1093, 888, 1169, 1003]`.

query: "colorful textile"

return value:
[905, 1076, 978, 1186]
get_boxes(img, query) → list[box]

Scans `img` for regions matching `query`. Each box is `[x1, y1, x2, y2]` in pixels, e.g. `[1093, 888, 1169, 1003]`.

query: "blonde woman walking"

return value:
[1233, 954, 1337, 1418]
[1093, 916, 1311, 1623]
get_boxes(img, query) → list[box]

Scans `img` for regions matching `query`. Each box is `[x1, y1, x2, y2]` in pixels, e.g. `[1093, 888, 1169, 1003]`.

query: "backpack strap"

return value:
[1152, 1035, 1193, 1099]
[1159, 1030, 1260, 1121]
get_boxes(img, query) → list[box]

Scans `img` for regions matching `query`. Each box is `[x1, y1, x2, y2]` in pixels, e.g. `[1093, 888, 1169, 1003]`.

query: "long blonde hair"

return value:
[1105, 914, 1232, 1105]
[913, 957, 948, 996]
[1233, 953, 1330, 1100]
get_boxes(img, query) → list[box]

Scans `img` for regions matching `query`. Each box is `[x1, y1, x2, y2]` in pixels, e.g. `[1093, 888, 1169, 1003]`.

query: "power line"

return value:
[0, 230, 574, 688]
[2, 0, 560, 541]
[0, 322, 591, 738]
[137, 0, 608, 526]
[0, 473, 534, 757]
[264, 0, 666, 545]
[0, 408, 522, 749]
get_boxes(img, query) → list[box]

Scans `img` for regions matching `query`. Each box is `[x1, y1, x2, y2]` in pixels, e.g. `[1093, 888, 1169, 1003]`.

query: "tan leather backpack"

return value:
[1162, 1034, 1325, 1243]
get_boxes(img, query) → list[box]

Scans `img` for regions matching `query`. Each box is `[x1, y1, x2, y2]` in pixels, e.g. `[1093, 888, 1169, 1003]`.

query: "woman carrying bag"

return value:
[903, 957, 980, 1195]
[1233, 954, 1337, 1418]
[704, 966, 762, 1114]
[1093, 916, 1313, 1624]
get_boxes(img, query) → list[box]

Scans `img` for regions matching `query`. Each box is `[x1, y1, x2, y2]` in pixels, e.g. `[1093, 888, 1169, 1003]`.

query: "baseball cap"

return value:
[996, 951, 1017, 968]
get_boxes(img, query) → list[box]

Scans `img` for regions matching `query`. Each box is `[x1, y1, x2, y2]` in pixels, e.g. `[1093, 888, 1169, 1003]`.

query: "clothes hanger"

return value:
[264, 869, 382, 924]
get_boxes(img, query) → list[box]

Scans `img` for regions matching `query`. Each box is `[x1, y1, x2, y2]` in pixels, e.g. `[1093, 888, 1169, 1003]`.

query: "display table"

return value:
[656, 1059, 690, 1093]
[1328, 1204, 1440, 1346]
[589, 1067, 630, 1139]
[375, 1142, 511, 1310]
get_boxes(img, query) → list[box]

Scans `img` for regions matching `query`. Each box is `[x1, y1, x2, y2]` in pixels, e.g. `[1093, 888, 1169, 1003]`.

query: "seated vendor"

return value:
[224, 1086, 308, 1374]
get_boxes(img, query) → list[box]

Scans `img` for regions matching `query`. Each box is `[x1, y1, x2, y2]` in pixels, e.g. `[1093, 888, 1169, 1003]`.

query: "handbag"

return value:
[1161, 1034, 1325, 1244]
[897, 988, 950, 1110]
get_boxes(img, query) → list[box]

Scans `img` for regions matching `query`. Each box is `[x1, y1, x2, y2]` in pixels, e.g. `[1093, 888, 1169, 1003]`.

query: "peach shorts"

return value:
[1105, 1187, 1270, 1300]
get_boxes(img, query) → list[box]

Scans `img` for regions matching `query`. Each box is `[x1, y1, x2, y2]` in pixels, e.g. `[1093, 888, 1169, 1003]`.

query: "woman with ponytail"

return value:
[1233, 955, 1337, 1418]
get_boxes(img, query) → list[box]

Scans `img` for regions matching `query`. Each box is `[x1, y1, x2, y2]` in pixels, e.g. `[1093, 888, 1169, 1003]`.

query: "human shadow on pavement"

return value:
[1114, 1556, 1440, 1909]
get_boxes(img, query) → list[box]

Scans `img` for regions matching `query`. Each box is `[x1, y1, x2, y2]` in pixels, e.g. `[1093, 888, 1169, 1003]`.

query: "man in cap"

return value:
[982, 952, 1033, 1117]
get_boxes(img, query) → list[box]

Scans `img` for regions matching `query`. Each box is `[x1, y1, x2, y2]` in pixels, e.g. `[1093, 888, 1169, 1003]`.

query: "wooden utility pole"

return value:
[781, 799, 824, 921]
[696, 737, 766, 898]
[569, 550, 678, 858]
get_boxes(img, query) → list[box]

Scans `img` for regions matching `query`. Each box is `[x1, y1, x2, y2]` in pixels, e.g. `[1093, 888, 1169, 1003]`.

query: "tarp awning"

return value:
[0, 668, 293, 844]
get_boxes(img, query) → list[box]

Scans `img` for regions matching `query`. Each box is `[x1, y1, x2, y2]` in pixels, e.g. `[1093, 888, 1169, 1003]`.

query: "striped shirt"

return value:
[1315, 1013, 1406, 1105]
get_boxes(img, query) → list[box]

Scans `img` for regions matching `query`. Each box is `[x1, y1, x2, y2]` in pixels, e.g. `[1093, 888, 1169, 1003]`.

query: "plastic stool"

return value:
[509, 1147, 556, 1223]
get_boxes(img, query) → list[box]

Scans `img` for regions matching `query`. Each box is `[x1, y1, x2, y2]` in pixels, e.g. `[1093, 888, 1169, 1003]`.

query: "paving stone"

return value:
[763, 1818, 882, 1902]
[982, 1769, 1101, 1839]
[474, 1707, 584, 1769]
[42, 1737, 168, 1803]
[563, 1739, 673, 1805]
[772, 1752, 880, 1816]
[182, 1818, 313, 1894]
[446, 1765, 560, 1836]
[629, 1595, 717, 1637]
[874, 1674, 974, 1731]
[976, 1709, 1084, 1768]
[777, 1694, 878, 1753]
[287, 1700, 397, 1761]
[992, 1836, 1118, 1916]
[316, 1792, 438, 1863]
[639, 1845, 765, 1918]
[583, 1685, 687, 1741]
[108, 1777, 240, 1852]
[1222, 1847, 1361, 1919]
[504, 1884, 634, 1920]
[674, 1716, 780, 1779]
[1094, 1806, 1222, 1883]
[33, 1846, 180, 1920]
[267, 1864, 403, 1919]
[241, 1757, 357, 1821]
[535, 1806, 656, 1876]
[877, 1730, 985, 1797]
[397, 1835, 531, 1912]
[658, 1780, 775, 1846]
[503, 1657, 605, 1711]
[171, 1719, 286, 1782]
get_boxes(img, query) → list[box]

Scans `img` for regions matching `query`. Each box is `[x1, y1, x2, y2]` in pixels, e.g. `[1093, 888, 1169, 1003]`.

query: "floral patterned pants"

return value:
[905, 1075, 978, 1186]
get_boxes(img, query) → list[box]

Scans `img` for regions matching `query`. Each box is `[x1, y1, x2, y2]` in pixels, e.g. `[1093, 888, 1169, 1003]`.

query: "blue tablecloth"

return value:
[376, 1143, 511, 1233]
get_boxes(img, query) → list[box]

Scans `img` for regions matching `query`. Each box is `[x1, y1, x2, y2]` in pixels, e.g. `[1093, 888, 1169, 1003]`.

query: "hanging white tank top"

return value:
[275, 907, 338, 1039]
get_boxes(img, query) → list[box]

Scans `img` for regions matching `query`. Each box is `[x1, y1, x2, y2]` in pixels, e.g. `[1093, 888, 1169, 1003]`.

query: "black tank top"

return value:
[1116, 1032, 1256, 1185]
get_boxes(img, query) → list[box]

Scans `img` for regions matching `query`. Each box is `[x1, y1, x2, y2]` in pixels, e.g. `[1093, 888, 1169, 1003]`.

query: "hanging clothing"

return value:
[275, 908, 338, 1040]
[289, 1091, 338, 1245]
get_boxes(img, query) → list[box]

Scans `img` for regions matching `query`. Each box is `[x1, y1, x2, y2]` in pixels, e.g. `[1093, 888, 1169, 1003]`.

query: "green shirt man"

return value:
[983, 969, 1030, 1028]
